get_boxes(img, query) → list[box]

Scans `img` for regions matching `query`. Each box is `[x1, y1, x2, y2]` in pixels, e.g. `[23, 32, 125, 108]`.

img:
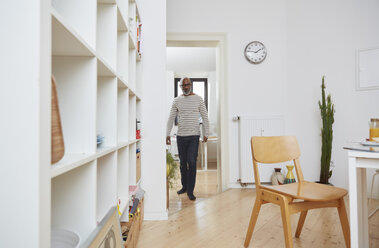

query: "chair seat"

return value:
[260, 181, 347, 202]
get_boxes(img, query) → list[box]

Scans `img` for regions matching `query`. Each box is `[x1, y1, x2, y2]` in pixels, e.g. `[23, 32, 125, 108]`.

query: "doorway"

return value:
[166, 33, 229, 215]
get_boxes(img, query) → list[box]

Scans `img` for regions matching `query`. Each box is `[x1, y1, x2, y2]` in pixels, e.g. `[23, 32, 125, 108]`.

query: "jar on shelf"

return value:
[369, 118, 379, 141]
[271, 168, 285, 185]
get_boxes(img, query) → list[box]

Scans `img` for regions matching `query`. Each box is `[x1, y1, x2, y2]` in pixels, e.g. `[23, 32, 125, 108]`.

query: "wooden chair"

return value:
[244, 136, 350, 248]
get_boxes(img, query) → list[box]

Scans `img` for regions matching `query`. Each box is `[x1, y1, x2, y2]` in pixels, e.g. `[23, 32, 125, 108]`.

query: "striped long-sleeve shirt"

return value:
[166, 94, 209, 137]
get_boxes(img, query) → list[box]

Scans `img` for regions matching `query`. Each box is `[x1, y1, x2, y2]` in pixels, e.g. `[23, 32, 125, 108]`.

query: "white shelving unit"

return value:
[50, 0, 143, 243]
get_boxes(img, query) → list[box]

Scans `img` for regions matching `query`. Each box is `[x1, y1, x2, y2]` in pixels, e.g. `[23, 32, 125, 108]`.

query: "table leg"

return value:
[349, 156, 359, 248]
[200, 141, 204, 170]
[357, 167, 369, 248]
[204, 142, 207, 171]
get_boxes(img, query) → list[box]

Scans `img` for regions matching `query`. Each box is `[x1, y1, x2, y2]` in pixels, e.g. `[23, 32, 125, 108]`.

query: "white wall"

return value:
[167, 47, 216, 72]
[286, 0, 379, 190]
[166, 70, 178, 137]
[0, 1, 51, 247]
[167, 0, 379, 191]
[208, 71, 217, 135]
[167, 0, 288, 185]
[138, 0, 168, 220]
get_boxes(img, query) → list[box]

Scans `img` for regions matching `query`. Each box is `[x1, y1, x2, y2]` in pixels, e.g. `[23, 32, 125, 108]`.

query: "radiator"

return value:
[238, 116, 285, 183]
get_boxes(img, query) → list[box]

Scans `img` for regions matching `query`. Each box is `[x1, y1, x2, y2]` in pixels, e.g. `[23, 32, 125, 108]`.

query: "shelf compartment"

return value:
[117, 1, 129, 26]
[97, 77, 117, 148]
[129, 95, 136, 141]
[52, 0, 96, 49]
[117, 30, 129, 80]
[118, 87, 129, 142]
[128, 86, 136, 97]
[97, 57, 116, 77]
[117, 146, 129, 216]
[52, 56, 97, 155]
[52, 160, 97, 242]
[128, 143, 137, 185]
[97, 152, 117, 222]
[128, 31, 136, 49]
[136, 98, 141, 140]
[117, 139, 136, 149]
[117, 77, 128, 89]
[96, 145, 118, 158]
[135, 57, 142, 96]
[52, 10, 95, 56]
[128, 1, 137, 44]
[51, 153, 96, 178]
[117, 7, 128, 32]
[97, 3, 117, 70]
[51, 146, 117, 178]
[128, 47, 136, 90]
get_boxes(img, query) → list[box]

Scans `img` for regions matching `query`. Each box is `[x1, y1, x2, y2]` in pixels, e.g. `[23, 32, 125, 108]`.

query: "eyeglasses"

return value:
[180, 84, 192, 87]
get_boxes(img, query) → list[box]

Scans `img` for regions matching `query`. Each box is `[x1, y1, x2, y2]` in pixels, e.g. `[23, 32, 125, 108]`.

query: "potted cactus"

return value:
[318, 76, 335, 184]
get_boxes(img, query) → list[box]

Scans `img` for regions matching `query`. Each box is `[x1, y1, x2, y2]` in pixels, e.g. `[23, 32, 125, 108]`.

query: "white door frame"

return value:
[167, 33, 230, 192]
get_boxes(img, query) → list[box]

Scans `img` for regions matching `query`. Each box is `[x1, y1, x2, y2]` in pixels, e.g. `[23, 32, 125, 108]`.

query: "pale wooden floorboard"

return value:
[138, 171, 379, 248]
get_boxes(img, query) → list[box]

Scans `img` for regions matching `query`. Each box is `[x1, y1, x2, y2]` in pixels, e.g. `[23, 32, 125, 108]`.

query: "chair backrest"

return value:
[251, 136, 300, 163]
[251, 136, 304, 185]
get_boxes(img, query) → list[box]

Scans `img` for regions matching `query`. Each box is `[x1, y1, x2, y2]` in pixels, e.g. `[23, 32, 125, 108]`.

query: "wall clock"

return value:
[244, 41, 267, 64]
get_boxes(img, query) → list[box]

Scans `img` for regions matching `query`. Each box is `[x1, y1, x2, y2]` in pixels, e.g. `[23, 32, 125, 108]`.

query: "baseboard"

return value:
[229, 182, 256, 189]
[143, 210, 168, 220]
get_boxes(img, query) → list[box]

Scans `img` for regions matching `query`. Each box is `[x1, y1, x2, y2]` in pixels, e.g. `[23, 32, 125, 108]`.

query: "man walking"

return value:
[166, 77, 209, 201]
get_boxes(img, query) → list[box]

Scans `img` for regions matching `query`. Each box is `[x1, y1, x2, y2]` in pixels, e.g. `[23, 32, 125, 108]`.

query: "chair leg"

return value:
[279, 197, 293, 248]
[295, 210, 308, 238]
[244, 197, 262, 247]
[337, 197, 350, 248]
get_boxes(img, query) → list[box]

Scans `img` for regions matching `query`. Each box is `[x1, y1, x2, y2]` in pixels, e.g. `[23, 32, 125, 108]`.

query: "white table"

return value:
[199, 136, 218, 170]
[345, 145, 379, 248]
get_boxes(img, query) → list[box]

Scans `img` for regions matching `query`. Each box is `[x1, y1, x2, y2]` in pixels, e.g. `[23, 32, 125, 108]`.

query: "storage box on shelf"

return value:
[121, 199, 144, 248]
[50, 0, 143, 244]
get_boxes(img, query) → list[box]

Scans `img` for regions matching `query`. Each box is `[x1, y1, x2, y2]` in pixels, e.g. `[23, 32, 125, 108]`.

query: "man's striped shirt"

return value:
[166, 94, 209, 137]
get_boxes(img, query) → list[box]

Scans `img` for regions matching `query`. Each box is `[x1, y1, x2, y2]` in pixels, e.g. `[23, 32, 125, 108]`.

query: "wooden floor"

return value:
[168, 169, 218, 216]
[138, 171, 379, 248]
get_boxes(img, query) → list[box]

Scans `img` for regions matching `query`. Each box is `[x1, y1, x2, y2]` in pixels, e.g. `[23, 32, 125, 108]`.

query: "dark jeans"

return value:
[176, 135, 200, 195]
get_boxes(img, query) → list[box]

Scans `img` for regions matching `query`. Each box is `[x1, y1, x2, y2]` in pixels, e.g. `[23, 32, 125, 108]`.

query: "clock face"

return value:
[244, 41, 267, 64]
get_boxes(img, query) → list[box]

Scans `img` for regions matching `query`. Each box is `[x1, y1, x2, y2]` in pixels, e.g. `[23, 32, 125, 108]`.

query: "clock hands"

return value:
[247, 48, 262, 54]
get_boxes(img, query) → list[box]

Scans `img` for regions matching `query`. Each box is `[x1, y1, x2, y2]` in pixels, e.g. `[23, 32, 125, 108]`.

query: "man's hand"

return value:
[166, 136, 171, 145]
[203, 136, 208, 143]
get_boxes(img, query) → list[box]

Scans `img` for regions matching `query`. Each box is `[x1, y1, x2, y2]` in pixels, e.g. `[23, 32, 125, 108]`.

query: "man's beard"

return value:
[182, 88, 191, 95]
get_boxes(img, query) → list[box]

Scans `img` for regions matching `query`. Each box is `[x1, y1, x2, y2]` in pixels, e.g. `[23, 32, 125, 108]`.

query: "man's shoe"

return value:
[187, 193, 196, 201]
[177, 188, 187, 194]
